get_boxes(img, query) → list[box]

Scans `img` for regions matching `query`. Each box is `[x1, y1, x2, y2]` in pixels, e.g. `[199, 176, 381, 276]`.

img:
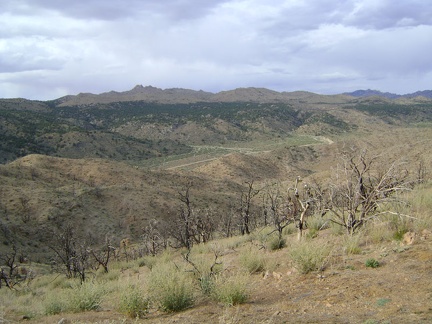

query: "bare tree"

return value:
[142, 220, 167, 256]
[49, 224, 90, 282]
[90, 236, 115, 273]
[0, 245, 29, 289]
[169, 182, 195, 249]
[292, 177, 312, 240]
[239, 181, 261, 235]
[325, 149, 411, 234]
[264, 183, 293, 244]
[193, 208, 217, 244]
[218, 207, 237, 238]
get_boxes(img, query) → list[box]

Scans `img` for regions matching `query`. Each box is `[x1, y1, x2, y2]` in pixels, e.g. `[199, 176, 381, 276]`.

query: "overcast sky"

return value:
[1, 0, 432, 100]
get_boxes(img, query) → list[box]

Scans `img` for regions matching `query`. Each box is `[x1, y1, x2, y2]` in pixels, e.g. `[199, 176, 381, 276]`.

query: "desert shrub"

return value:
[365, 258, 380, 268]
[183, 253, 223, 295]
[268, 236, 286, 251]
[343, 234, 362, 255]
[367, 221, 394, 243]
[289, 241, 331, 274]
[405, 182, 432, 231]
[98, 268, 120, 282]
[140, 256, 158, 270]
[199, 275, 215, 296]
[307, 216, 329, 232]
[239, 249, 266, 274]
[44, 293, 67, 315]
[48, 276, 73, 290]
[330, 221, 344, 235]
[136, 257, 146, 268]
[69, 282, 106, 312]
[393, 228, 408, 241]
[148, 263, 194, 312]
[190, 242, 212, 254]
[119, 285, 149, 318]
[282, 223, 296, 236]
[212, 272, 249, 306]
[218, 234, 254, 250]
[386, 213, 411, 241]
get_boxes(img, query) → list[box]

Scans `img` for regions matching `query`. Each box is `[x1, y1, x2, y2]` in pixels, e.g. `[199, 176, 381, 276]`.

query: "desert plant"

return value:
[239, 248, 266, 274]
[325, 150, 411, 235]
[268, 235, 286, 250]
[306, 216, 329, 239]
[212, 272, 249, 306]
[289, 240, 331, 274]
[69, 281, 106, 312]
[44, 294, 67, 315]
[343, 233, 362, 255]
[182, 249, 222, 295]
[148, 262, 194, 312]
[365, 258, 380, 268]
[367, 221, 394, 243]
[119, 285, 149, 318]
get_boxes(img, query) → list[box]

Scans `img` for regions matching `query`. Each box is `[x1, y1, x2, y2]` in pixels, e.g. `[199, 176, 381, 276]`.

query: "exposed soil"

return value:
[32, 231, 432, 324]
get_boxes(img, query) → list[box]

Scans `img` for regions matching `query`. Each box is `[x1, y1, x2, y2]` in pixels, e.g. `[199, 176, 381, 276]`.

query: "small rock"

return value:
[402, 231, 416, 245]
[421, 229, 431, 240]
[263, 270, 271, 280]
[272, 271, 282, 280]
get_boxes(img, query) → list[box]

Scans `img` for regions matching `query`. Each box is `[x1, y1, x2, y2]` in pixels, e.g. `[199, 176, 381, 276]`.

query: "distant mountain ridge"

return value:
[53, 85, 432, 106]
[343, 89, 432, 99]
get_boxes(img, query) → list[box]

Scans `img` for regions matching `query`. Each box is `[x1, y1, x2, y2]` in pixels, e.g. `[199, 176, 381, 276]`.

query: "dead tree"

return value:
[193, 208, 217, 244]
[326, 149, 411, 234]
[169, 182, 195, 250]
[90, 237, 114, 273]
[291, 177, 312, 240]
[219, 207, 237, 238]
[0, 244, 29, 289]
[49, 224, 90, 282]
[49, 224, 76, 278]
[142, 220, 167, 256]
[264, 183, 293, 243]
[239, 181, 261, 235]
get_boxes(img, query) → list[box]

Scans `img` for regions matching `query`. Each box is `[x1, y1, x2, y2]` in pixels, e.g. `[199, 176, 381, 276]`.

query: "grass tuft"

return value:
[239, 248, 267, 274]
[118, 285, 149, 318]
[148, 262, 194, 312]
[212, 272, 249, 306]
[289, 240, 332, 274]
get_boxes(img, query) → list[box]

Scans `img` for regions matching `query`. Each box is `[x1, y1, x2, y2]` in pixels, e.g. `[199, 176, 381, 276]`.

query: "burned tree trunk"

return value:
[239, 181, 260, 235]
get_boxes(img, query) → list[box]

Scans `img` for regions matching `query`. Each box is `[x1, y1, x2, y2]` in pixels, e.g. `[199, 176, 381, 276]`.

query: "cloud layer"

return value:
[1, 0, 432, 100]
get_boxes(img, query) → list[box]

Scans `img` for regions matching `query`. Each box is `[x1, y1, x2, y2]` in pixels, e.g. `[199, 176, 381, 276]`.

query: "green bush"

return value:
[212, 272, 249, 306]
[148, 263, 194, 312]
[307, 216, 329, 232]
[393, 228, 408, 241]
[343, 234, 362, 255]
[239, 249, 266, 274]
[44, 295, 66, 315]
[268, 236, 286, 251]
[69, 282, 106, 312]
[289, 241, 331, 274]
[119, 285, 149, 318]
[365, 258, 380, 268]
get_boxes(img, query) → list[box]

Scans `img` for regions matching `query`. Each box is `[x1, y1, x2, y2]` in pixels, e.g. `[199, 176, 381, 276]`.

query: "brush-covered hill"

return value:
[0, 153, 246, 261]
[2, 86, 432, 164]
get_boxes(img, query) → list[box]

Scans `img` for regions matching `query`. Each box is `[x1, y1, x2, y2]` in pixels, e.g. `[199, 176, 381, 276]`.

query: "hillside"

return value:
[2, 86, 432, 164]
[1, 86, 432, 322]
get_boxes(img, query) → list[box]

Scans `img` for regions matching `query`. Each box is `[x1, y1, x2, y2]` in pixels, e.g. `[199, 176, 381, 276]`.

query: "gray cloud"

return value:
[1, 0, 431, 99]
